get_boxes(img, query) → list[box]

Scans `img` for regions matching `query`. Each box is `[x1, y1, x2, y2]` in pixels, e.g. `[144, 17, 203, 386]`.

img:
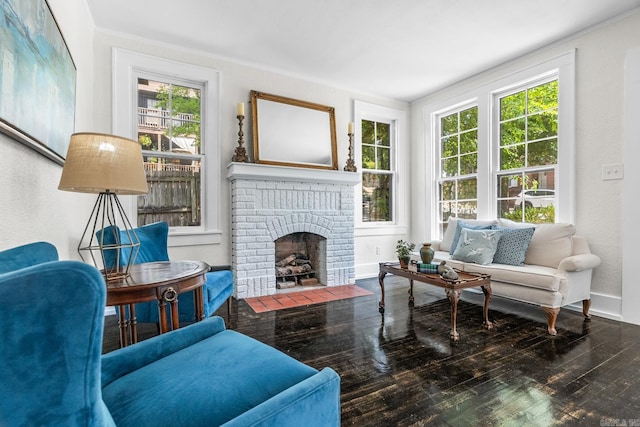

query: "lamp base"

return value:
[77, 191, 140, 281]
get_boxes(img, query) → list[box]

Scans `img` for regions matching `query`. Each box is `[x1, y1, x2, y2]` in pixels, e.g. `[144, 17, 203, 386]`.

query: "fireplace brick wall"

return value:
[228, 163, 358, 298]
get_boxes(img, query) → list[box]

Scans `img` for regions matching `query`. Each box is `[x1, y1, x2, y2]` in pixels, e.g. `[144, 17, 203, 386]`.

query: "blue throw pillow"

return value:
[452, 228, 502, 265]
[492, 227, 536, 266]
[449, 221, 496, 255]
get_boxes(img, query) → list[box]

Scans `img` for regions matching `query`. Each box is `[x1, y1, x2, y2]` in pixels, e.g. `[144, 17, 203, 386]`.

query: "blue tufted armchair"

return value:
[101, 221, 234, 325]
[0, 243, 341, 426]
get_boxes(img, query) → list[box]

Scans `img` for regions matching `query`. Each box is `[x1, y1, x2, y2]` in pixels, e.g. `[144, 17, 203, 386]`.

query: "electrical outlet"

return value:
[376, 246, 381, 255]
[602, 163, 624, 181]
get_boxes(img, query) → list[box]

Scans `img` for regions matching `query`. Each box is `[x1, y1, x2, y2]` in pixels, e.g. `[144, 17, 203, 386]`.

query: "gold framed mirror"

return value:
[251, 91, 338, 170]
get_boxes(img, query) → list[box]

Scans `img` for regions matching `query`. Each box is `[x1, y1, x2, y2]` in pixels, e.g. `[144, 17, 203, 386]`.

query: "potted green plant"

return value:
[395, 239, 415, 269]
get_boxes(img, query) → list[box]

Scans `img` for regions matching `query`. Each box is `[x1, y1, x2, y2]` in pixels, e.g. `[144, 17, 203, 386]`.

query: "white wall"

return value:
[410, 10, 640, 321]
[622, 47, 640, 324]
[90, 31, 409, 269]
[0, 0, 96, 258]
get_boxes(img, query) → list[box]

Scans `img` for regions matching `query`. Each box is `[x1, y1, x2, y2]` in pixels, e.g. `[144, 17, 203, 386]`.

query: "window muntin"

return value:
[497, 79, 558, 223]
[362, 120, 393, 222]
[136, 78, 204, 228]
[436, 106, 479, 236]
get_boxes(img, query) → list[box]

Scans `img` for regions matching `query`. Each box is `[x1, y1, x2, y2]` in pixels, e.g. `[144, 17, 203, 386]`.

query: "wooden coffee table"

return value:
[378, 262, 492, 341]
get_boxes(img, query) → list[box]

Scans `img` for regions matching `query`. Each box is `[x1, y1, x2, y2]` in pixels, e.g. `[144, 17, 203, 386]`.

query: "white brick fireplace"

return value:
[227, 163, 359, 298]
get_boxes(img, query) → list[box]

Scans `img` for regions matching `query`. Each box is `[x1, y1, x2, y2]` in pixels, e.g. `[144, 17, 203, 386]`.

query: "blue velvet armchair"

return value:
[102, 221, 234, 324]
[0, 243, 341, 426]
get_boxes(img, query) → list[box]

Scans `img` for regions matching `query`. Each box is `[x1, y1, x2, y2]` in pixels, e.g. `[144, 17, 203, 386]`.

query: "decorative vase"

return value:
[399, 257, 410, 269]
[420, 243, 434, 264]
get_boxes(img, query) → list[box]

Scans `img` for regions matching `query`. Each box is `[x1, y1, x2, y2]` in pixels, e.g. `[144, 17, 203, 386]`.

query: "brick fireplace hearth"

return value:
[227, 163, 359, 298]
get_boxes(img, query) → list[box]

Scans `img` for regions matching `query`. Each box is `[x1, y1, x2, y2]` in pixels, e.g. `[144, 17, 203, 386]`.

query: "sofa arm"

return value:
[558, 253, 601, 272]
[101, 316, 226, 387]
[430, 240, 443, 251]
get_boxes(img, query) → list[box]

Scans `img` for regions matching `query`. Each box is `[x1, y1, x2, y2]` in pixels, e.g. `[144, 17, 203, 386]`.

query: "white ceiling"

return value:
[86, 0, 640, 102]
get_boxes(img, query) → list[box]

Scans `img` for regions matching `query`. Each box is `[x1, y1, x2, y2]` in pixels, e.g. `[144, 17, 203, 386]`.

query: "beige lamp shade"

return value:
[59, 133, 148, 195]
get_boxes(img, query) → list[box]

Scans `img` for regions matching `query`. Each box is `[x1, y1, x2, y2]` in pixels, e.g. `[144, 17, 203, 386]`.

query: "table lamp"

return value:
[58, 132, 148, 281]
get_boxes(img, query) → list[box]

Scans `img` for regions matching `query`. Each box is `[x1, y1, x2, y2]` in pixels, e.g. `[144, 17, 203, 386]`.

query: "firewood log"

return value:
[275, 254, 297, 267]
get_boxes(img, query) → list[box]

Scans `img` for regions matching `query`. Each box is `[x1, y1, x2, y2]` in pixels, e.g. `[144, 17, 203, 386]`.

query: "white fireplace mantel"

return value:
[227, 162, 360, 186]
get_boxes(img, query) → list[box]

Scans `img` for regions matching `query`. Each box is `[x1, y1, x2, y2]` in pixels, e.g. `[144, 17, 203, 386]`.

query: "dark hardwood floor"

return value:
[102, 276, 640, 426]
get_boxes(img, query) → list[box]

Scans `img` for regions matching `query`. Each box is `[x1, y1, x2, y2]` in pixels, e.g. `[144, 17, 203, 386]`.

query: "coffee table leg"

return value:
[378, 270, 387, 314]
[445, 289, 461, 341]
[408, 279, 415, 306]
[481, 284, 493, 330]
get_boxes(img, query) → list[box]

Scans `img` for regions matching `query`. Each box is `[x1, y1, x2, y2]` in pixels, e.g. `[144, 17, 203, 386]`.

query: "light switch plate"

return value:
[602, 163, 624, 181]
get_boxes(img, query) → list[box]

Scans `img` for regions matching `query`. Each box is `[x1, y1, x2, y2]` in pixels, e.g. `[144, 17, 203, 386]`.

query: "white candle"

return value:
[237, 102, 245, 116]
[348, 122, 354, 134]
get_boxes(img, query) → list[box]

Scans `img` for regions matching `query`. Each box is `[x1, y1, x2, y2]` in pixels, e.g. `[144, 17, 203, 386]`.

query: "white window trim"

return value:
[354, 100, 408, 236]
[112, 48, 222, 247]
[424, 50, 576, 239]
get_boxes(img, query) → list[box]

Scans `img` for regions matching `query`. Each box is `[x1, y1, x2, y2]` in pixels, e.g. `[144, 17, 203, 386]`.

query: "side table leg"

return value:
[194, 287, 205, 321]
[378, 270, 387, 314]
[171, 297, 180, 330]
[129, 304, 138, 344]
[117, 305, 129, 348]
[158, 299, 169, 334]
[481, 284, 493, 330]
[160, 287, 178, 333]
[445, 289, 461, 341]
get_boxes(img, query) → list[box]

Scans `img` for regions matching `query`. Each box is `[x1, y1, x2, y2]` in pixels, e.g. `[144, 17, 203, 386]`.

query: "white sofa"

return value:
[430, 218, 601, 335]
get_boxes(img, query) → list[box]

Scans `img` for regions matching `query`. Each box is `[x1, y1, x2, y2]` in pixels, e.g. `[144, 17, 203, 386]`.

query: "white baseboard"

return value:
[356, 262, 387, 280]
[579, 291, 623, 322]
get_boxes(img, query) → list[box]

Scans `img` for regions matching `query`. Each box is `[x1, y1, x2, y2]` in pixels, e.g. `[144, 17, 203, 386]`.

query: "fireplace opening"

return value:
[274, 232, 326, 290]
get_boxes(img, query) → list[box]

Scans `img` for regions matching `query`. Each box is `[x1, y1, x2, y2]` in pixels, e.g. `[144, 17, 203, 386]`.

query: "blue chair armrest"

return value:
[101, 316, 227, 387]
[221, 367, 341, 427]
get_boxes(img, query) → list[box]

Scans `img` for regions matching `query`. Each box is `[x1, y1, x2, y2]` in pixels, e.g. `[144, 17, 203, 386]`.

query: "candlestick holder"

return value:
[232, 114, 248, 163]
[344, 132, 357, 172]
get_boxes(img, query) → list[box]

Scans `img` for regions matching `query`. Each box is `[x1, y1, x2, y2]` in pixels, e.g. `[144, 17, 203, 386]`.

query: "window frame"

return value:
[493, 75, 560, 223]
[136, 74, 205, 229]
[426, 50, 576, 239]
[112, 48, 222, 247]
[361, 119, 394, 223]
[354, 100, 408, 236]
[434, 103, 480, 233]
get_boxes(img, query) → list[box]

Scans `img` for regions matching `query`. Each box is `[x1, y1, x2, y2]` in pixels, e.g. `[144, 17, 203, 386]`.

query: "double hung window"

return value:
[113, 49, 221, 245]
[496, 79, 558, 223]
[354, 100, 407, 232]
[432, 51, 574, 237]
[362, 119, 393, 222]
[137, 78, 203, 227]
[437, 106, 479, 232]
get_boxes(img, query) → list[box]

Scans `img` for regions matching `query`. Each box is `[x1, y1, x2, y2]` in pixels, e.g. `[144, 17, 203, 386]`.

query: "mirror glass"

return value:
[251, 91, 338, 170]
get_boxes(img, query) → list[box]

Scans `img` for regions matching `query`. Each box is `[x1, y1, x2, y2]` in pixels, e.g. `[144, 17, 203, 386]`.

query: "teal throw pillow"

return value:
[449, 221, 496, 255]
[492, 227, 536, 266]
[452, 228, 502, 265]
